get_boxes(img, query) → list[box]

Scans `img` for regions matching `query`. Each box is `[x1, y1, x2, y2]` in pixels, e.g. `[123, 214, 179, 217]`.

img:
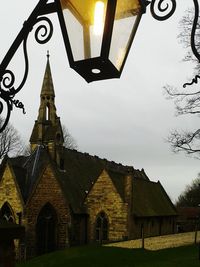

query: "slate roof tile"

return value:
[5, 147, 177, 217]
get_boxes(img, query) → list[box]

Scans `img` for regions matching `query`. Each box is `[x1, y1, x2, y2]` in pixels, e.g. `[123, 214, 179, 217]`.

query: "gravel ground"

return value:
[105, 232, 200, 251]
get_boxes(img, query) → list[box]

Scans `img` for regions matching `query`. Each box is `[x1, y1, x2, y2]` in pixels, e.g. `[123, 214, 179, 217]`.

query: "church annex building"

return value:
[0, 57, 177, 258]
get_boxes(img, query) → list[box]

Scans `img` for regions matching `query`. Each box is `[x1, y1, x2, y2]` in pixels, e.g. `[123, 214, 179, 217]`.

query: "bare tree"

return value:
[164, 8, 200, 157]
[0, 117, 24, 159]
[178, 7, 200, 69]
[62, 125, 78, 150]
[167, 128, 200, 156]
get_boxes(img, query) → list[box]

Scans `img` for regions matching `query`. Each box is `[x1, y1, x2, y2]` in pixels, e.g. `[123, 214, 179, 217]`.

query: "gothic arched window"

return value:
[36, 203, 57, 255]
[0, 202, 15, 222]
[95, 212, 108, 243]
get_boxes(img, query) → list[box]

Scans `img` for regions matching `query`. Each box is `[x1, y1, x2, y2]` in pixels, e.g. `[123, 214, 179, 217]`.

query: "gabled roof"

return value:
[0, 156, 28, 206]
[22, 146, 49, 200]
[132, 178, 177, 217]
[8, 148, 49, 202]
[3, 147, 176, 217]
[9, 156, 27, 199]
[106, 169, 126, 200]
[55, 148, 138, 213]
[3, 148, 138, 212]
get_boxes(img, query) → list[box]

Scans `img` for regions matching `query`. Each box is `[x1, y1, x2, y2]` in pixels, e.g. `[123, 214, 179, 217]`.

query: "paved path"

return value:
[105, 232, 200, 250]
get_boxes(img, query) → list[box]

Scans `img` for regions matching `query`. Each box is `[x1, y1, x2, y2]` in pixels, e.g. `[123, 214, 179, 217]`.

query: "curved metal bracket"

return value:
[0, 0, 57, 132]
[183, 0, 200, 88]
[191, 0, 200, 62]
[5, 0, 200, 132]
[145, 0, 177, 21]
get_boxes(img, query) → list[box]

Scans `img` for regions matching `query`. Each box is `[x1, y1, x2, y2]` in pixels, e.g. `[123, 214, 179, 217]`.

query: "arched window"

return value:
[45, 103, 50, 121]
[36, 203, 57, 255]
[95, 212, 108, 243]
[0, 202, 15, 222]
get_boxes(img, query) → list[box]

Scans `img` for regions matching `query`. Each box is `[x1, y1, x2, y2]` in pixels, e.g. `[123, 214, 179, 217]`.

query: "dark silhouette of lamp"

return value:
[0, 0, 182, 132]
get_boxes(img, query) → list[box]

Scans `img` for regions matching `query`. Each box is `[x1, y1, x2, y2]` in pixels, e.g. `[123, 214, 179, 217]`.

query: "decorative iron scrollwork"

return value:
[147, 0, 177, 21]
[0, 0, 57, 132]
[183, 0, 200, 88]
[1, 37, 28, 96]
[0, 15, 54, 132]
[34, 16, 53, 44]
[191, 0, 200, 62]
[0, 94, 11, 133]
[0, 37, 28, 132]
[2, 70, 15, 90]
[183, 75, 200, 88]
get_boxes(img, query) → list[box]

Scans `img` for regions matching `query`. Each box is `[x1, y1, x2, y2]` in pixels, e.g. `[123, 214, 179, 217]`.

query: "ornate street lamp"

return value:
[57, 0, 147, 82]
[0, 0, 186, 132]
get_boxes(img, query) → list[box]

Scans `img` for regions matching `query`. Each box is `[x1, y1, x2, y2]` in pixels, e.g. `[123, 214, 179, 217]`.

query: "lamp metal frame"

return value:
[1, 0, 199, 133]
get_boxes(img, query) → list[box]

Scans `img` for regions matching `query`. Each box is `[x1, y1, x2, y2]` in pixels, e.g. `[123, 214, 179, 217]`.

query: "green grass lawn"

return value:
[17, 245, 200, 267]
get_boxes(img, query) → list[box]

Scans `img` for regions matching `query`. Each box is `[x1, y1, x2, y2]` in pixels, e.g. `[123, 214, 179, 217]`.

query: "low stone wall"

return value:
[105, 231, 200, 251]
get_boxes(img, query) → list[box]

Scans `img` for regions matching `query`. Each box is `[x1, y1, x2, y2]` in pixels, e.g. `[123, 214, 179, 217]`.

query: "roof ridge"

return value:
[64, 148, 135, 173]
[133, 176, 156, 183]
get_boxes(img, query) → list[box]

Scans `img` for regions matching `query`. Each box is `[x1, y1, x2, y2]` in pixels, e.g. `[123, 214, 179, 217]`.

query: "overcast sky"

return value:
[0, 0, 199, 203]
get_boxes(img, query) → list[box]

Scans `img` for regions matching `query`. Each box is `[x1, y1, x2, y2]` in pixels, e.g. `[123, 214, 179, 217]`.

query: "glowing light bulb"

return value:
[93, 1, 105, 36]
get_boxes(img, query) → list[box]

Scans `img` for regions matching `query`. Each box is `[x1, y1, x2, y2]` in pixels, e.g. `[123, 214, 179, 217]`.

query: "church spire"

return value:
[40, 51, 55, 99]
[37, 53, 57, 123]
[30, 53, 64, 160]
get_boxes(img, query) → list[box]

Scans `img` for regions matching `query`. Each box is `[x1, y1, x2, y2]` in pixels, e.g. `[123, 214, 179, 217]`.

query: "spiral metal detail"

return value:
[0, 15, 54, 132]
[0, 34, 29, 132]
[34, 17, 53, 44]
[2, 70, 15, 91]
[150, 0, 176, 21]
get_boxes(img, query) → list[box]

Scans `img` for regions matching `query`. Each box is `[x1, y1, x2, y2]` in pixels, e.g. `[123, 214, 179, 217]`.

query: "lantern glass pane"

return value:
[109, 0, 142, 70]
[61, 0, 108, 61]
[62, 9, 84, 61]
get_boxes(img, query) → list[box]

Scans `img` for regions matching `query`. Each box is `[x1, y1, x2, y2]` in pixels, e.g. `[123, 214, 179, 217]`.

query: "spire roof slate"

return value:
[41, 56, 55, 97]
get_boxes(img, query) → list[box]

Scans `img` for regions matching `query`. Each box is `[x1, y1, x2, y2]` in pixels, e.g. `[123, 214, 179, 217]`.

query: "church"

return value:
[0, 56, 177, 258]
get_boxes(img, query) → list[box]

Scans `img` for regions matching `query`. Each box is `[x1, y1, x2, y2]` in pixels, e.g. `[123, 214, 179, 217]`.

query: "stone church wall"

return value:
[0, 165, 24, 221]
[85, 170, 129, 242]
[0, 165, 25, 260]
[25, 164, 70, 258]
